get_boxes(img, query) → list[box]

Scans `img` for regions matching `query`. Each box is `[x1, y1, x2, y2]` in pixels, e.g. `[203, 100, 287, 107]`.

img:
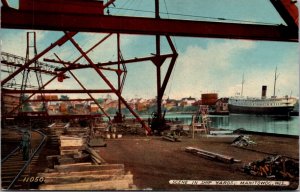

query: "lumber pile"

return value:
[185, 147, 241, 164]
[59, 135, 86, 156]
[64, 126, 90, 137]
[46, 123, 66, 147]
[38, 163, 135, 190]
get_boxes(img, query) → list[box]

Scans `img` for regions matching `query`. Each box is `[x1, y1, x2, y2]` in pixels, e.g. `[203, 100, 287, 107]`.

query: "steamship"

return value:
[228, 69, 298, 116]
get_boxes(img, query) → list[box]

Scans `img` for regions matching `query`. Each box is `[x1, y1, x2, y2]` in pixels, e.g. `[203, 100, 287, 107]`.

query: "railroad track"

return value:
[1, 129, 46, 190]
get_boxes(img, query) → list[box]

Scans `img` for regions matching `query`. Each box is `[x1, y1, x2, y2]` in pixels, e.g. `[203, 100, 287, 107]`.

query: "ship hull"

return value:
[228, 104, 294, 115]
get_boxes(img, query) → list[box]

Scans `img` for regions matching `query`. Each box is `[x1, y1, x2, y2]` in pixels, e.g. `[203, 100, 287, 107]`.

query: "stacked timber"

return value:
[64, 126, 89, 137]
[60, 135, 85, 156]
[40, 123, 137, 190]
[38, 163, 135, 190]
[47, 123, 66, 147]
[93, 122, 109, 135]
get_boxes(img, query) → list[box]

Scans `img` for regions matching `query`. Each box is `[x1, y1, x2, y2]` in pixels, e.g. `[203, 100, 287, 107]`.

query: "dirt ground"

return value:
[97, 134, 299, 191]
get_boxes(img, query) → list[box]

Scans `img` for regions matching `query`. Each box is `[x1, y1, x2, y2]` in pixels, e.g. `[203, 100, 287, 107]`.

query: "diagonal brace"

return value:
[64, 31, 151, 134]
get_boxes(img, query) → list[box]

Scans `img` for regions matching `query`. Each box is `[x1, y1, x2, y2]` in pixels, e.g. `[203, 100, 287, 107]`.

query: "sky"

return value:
[1, 0, 299, 100]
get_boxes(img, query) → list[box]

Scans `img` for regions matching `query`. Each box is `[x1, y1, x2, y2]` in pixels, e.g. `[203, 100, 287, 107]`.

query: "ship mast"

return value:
[273, 66, 280, 97]
[241, 73, 245, 97]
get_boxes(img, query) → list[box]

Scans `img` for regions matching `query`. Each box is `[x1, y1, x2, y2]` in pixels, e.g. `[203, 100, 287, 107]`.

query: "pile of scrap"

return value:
[243, 155, 299, 179]
[231, 135, 256, 147]
[162, 131, 181, 142]
[38, 163, 135, 190]
[115, 123, 147, 135]
[185, 147, 241, 164]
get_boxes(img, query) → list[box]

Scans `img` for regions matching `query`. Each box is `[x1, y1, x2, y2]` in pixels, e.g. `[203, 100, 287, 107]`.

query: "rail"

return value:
[4, 129, 47, 190]
[1, 146, 20, 163]
[1, 127, 23, 163]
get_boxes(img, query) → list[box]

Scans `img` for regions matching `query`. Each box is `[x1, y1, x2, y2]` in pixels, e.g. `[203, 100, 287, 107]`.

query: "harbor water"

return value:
[126, 112, 299, 136]
[163, 113, 299, 136]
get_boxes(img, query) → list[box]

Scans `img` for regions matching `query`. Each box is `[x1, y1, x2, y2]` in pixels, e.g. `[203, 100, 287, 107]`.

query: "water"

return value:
[128, 113, 299, 136]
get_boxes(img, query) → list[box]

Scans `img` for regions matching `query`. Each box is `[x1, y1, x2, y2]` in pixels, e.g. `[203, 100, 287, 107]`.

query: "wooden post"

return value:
[192, 115, 195, 139]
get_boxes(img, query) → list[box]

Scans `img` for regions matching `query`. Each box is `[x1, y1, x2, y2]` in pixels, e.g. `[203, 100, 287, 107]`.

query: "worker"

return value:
[21, 130, 31, 161]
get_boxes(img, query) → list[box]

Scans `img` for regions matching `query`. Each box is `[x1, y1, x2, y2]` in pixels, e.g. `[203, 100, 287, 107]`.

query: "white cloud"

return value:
[168, 40, 256, 99]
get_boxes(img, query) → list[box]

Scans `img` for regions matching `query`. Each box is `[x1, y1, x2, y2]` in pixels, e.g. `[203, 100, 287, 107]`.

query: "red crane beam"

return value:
[44, 54, 175, 71]
[270, 0, 298, 29]
[9, 114, 103, 120]
[28, 98, 94, 102]
[2, 89, 114, 94]
[1, 7, 297, 42]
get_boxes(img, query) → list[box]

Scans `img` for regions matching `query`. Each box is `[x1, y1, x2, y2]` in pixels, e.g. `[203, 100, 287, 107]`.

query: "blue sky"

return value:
[1, 0, 299, 100]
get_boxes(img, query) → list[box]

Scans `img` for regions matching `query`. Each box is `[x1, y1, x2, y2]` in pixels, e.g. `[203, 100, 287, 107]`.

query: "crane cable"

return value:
[110, 7, 278, 25]
[162, 0, 177, 99]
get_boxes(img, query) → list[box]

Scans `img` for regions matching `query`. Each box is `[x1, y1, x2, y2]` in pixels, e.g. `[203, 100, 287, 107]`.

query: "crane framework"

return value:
[0, 0, 298, 134]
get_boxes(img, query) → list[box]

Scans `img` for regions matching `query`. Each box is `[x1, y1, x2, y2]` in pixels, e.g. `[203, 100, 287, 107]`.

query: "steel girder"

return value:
[1, 7, 298, 42]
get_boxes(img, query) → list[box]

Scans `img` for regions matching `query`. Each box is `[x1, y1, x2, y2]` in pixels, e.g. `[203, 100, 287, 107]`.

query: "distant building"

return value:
[59, 102, 68, 112]
[48, 104, 59, 114]
[180, 96, 197, 107]
[201, 93, 218, 106]
[90, 102, 100, 113]
[135, 99, 151, 111]
[215, 98, 229, 112]
[1, 93, 20, 115]
[192, 100, 202, 107]
[164, 99, 178, 110]
[36, 94, 58, 101]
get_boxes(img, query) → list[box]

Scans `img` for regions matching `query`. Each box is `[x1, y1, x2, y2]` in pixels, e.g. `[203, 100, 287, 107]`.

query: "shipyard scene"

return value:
[1, 0, 299, 191]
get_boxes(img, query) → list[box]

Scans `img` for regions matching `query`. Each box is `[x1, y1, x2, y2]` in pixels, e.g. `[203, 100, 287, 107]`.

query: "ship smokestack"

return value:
[261, 85, 267, 99]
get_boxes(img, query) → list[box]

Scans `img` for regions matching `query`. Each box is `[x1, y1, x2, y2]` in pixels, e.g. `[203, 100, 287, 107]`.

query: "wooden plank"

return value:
[209, 130, 233, 135]
[60, 149, 80, 156]
[39, 178, 132, 190]
[55, 162, 92, 167]
[60, 146, 85, 150]
[60, 138, 84, 147]
[54, 164, 124, 172]
[38, 169, 125, 177]
[185, 147, 238, 164]
[43, 174, 133, 184]
[85, 147, 106, 164]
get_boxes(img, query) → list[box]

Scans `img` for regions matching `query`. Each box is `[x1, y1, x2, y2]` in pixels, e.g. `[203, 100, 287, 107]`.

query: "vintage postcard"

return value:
[1, 0, 299, 191]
